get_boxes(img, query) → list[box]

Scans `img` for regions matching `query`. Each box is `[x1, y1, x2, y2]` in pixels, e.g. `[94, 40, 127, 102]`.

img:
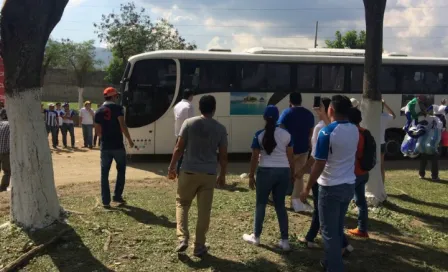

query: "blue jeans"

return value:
[319, 183, 355, 272]
[101, 148, 127, 205]
[82, 124, 93, 147]
[306, 183, 350, 249]
[354, 174, 369, 233]
[61, 123, 75, 147]
[254, 167, 289, 240]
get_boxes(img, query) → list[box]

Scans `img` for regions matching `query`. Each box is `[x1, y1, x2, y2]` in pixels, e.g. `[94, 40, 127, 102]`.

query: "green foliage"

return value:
[94, 2, 197, 84]
[325, 30, 366, 49]
[59, 39, 102, 88]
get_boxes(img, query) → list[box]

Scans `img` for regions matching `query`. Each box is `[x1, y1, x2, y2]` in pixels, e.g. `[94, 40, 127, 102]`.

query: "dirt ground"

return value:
[50, 127, 163, 186]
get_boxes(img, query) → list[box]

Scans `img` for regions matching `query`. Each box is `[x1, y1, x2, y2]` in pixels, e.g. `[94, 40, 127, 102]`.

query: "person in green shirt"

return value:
[403, 96, 427, 131]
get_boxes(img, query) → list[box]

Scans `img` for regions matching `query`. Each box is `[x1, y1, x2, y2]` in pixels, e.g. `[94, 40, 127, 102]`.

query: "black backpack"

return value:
[359, 128, 377, 172]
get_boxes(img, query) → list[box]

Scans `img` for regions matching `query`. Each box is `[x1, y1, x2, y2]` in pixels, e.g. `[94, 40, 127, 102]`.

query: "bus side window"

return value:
[321, 65, 345, 92]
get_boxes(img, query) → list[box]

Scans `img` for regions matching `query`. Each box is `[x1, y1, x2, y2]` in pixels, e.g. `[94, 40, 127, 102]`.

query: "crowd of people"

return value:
[42, 101, 100, 149]
[165, 90, 447, 271]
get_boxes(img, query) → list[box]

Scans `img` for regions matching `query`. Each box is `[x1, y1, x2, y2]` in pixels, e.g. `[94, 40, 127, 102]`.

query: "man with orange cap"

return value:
[94, 87, 134, 208]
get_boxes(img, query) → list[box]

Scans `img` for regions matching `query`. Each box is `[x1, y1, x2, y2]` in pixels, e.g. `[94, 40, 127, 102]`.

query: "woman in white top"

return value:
[243, 105, 294, 251]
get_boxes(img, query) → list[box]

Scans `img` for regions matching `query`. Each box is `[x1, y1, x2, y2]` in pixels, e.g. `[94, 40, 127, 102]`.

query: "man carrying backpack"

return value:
[347, 107, 376, 238]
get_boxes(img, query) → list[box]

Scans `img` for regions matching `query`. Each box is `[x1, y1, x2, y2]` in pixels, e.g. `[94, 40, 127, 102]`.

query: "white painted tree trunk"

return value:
[78, 87, 84, 110]
[7, 88, 61, 229]
[360, 98, 387, 206]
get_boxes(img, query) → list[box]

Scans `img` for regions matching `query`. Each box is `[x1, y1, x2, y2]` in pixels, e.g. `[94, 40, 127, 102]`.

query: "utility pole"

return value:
[314, 21, 319, 48]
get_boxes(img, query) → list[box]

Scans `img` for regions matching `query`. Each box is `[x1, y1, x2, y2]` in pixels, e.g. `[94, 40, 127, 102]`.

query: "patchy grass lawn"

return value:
[0, 171, 447, 272]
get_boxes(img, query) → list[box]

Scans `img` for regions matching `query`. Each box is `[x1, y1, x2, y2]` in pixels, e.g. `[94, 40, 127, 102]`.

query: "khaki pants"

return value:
[176, 171, 216, 246]
[291, 152, 309, 199]
[0, 153, 10, 191]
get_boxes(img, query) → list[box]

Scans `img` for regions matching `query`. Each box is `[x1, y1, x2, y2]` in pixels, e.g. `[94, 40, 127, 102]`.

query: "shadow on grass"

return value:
[383, 201, 447, 233]
[27, 223, 112, 272]
[118, 205, 176, 228]
[218, 182, 249, 193]
[388, 193, 448, 210]
[178, 253, 296, 272]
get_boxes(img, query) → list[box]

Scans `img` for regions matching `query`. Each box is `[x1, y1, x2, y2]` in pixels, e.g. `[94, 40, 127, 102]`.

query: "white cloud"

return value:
[67, 0, 86, 8]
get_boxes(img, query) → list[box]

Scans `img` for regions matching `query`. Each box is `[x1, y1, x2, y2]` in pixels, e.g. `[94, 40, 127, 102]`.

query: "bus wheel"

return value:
[385, 131, 404, 160]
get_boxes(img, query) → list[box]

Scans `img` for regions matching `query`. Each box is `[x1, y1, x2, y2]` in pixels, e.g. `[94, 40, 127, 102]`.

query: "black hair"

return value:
[105, 96, 113, 101]
[330, 95, 352, 117]
[289, 92, 302, 106]
[262, 117, 277, 155]
[322, 97, 331, 113]
[0, 109, 7, 121]
[348, 107, 362, 125]
[183, 89, 194, 100]
[199, 95, 216, 115]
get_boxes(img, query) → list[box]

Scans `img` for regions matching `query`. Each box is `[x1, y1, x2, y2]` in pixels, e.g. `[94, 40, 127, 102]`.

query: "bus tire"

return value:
[385, 129, 405, 160]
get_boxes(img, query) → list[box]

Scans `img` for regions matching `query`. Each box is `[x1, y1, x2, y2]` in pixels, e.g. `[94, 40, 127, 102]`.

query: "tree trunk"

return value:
[1, 0, 69, 228]
[78, 87, 84, 110]
[361, 0, 388, 206]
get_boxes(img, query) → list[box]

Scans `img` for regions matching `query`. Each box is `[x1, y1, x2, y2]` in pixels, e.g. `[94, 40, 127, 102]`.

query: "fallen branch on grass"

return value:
[64, 209, 86, 215]
[0, 228, 72, 272]
[78, 216, 114, 251]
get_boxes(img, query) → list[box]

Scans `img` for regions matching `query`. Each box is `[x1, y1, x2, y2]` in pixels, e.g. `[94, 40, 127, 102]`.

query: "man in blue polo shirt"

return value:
[95, 87, 135, 208]
[300, 95, 358, 272]
[278, 92, 314, 210]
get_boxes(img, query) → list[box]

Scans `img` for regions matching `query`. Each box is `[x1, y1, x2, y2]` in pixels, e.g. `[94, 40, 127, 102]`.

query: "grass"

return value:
[42, 102, 99, 111]
[0, 171, 447, 272]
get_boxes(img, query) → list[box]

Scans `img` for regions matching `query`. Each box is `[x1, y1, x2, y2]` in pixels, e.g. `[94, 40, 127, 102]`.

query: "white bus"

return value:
[120, 47, 448, 158]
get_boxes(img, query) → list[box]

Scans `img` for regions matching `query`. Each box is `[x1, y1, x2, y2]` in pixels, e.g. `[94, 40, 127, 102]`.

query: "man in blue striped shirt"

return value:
[43, 103, 59, 148]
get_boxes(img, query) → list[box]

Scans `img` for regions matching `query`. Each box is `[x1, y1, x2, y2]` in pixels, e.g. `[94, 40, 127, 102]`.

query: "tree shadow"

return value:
[383, 201, 447, 233]
[177, 253, 294, 272]
[388, 193, 448, 210]
[118, 205, 176, 228]
[26, 223, 113, 272]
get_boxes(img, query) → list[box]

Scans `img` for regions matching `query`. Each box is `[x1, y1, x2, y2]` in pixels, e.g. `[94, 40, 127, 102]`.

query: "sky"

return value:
[10, 0, 448, 57]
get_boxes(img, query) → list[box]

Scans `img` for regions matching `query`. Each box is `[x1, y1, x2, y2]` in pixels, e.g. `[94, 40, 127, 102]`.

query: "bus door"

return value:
[124, 59, 177, 154]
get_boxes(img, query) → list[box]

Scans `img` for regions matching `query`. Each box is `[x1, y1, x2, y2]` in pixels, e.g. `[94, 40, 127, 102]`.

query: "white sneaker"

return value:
[278, 239, 291, 251]
[292, 199, 314, 212]
[298, 237, 320, 248]
[243, 233, 260, 246]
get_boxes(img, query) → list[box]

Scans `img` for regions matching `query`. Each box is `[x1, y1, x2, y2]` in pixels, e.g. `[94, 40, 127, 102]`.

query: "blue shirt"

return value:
[44, 109, 59, 127]
[278, 106, 314, 154]
[314, 120, 359, 186]
[94, 102, 125, 150]
[251, 127, 292, 168]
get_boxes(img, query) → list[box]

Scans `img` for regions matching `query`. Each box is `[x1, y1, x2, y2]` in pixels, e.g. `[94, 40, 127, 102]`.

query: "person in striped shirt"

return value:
[43, 103, 59, 148]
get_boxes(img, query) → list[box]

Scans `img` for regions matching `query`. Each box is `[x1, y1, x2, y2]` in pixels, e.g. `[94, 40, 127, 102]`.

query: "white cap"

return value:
[48, 103, 55, 107]
[350, 98, 359, 108]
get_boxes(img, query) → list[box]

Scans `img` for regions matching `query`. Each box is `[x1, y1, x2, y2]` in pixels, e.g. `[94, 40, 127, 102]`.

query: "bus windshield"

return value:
[124, 59, 177, 128]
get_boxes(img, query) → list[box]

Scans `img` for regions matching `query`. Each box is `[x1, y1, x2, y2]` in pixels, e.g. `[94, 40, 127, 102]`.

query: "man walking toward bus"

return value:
[278, 92, 314, 211]
[173, 89, 194, 174]
[95, 87, 134, 208]
[168, 95, 228, 257]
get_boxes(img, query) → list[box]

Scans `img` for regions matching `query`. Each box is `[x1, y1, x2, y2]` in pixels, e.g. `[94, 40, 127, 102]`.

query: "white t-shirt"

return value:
[251, 127, 292, 168]
[433, 104, 448, 115]
[314, 121, 359, 187]
[174, 99, 194, 136]
[61, 110, 75, 124]
[56, 109, 64, 126]
[380, 113, 394, 144]
[311, 120, 326, 157]
[79, 107, 94, 125]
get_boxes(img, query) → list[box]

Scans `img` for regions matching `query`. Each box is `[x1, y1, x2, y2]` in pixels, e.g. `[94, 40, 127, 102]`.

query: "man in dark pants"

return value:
[419, 154, 439, 181]
[0, 109, 10, 192]
[95, 87, 135, 208]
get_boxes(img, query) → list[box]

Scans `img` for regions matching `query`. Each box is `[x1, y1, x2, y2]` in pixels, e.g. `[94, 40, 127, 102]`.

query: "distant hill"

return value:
[95, 47, 112, 68]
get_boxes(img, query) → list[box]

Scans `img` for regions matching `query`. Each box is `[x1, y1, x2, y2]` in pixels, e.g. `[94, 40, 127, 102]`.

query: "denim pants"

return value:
[319, 183, 355, 272]
[354, 174, 369, 233]
[61, 123, 75, 147]
[46, 125, 58, 147]
[101, 148, 127, 205]
[306, 183, 349, 249]
[82, 124, 94, 147]
[254, 167, 290, 240]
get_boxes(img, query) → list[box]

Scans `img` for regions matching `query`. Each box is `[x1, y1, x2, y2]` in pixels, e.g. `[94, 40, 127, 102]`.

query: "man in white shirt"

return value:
[300, 95, 358, 272]
[173, 89, 194, 174]
[79, 101, 95, 148]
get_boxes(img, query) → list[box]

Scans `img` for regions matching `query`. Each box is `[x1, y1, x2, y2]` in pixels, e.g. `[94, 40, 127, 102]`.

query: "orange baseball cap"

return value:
[103, 87, 119, 97]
